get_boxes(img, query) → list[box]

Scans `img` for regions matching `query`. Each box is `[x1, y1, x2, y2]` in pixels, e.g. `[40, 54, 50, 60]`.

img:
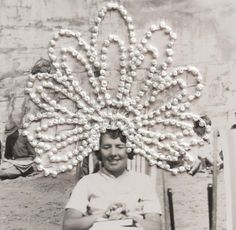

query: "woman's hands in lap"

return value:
[104, 202, 129, 220]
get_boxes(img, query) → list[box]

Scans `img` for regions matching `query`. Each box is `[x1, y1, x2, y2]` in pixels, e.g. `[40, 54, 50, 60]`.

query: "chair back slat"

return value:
[128, 155, 148, 174]
[88, 153, 94, 174]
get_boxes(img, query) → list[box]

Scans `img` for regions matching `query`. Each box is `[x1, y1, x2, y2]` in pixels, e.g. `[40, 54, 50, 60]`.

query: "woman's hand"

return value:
[104, 202, 129, 220]
[63, 209, 104, 230]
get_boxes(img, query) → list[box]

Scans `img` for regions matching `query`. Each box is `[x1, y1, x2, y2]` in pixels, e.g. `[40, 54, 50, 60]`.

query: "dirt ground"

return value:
[0, 170, 226, 230]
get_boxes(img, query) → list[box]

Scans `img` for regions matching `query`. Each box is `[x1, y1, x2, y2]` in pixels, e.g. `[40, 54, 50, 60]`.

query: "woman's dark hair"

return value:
[99, 129, 127, 145]
[95, 129, 134, 160]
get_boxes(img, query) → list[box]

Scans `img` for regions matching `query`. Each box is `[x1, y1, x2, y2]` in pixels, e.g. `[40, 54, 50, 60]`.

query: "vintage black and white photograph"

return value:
[0, 0, 235, 229]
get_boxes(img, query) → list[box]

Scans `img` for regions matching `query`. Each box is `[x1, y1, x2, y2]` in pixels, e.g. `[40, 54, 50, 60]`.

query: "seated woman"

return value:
[0, 122, 36, 180]
[63, 129, 162, 230]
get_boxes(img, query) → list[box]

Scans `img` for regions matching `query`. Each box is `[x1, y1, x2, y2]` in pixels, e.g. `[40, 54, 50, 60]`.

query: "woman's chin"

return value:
[107, 164, 122, 172]
[105, 164, 126, 176]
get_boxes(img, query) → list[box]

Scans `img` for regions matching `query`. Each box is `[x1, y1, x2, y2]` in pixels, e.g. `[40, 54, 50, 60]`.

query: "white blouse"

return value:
[66, 168, 162, 216]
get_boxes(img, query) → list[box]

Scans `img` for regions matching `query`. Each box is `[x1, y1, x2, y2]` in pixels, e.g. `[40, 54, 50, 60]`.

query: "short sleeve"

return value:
[141, 176, 162, 215]
[65, 177, 89, 215]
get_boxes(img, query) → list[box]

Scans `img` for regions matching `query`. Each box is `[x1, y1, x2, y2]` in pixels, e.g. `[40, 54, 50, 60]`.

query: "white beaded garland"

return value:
[22, 3, 208, 177]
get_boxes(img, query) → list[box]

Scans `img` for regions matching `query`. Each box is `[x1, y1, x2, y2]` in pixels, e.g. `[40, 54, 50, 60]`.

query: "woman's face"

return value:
[100, 134, 127, 177]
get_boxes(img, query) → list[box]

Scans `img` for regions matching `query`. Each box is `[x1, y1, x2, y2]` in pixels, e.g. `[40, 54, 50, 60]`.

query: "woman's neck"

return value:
[102, 167, 128, 178]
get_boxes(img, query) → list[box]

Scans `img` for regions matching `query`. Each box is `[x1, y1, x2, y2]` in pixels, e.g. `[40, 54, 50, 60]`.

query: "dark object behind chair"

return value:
[208, 183, 213, 230]
[167, 188, 175, 230]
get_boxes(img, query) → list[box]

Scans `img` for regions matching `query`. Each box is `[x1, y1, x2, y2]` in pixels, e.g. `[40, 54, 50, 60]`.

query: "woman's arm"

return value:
[130, 213, 162, 230]
[62, 208, 103, 230]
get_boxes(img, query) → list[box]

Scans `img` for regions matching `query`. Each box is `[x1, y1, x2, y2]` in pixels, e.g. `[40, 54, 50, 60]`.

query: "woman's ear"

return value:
[127, 150, 135, 160]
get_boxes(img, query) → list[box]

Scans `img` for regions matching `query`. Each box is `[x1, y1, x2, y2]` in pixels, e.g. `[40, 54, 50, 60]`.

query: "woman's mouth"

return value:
[108, 158, 121, 164]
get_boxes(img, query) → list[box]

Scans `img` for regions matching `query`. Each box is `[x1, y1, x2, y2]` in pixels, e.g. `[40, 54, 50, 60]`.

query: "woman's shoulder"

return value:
[125, 171, 154, 190]
[77, 171, 101, 184]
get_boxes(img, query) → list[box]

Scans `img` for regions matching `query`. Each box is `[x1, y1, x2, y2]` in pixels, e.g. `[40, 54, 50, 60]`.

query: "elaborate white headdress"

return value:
[22, 3, 210, 177]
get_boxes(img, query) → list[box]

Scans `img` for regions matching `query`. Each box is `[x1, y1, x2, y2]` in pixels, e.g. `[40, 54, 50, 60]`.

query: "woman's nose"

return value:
[110, 146, 117, 156]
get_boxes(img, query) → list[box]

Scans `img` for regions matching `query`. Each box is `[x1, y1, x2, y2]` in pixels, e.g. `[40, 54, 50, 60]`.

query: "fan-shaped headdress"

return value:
[22, 3, 210, 177]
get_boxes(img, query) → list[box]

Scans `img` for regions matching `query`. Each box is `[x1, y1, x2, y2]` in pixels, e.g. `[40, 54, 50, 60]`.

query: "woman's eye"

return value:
[117, 145, 125, 149]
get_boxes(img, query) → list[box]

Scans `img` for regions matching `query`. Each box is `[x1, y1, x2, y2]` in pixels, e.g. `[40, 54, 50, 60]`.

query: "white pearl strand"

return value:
[132, 21, 176, 108]
[49, 29, 103, 103]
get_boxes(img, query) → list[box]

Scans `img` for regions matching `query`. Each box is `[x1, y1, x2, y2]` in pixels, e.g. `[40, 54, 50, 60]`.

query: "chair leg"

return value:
[167, 188, 175, 230]
[207, 183, 213, 230]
